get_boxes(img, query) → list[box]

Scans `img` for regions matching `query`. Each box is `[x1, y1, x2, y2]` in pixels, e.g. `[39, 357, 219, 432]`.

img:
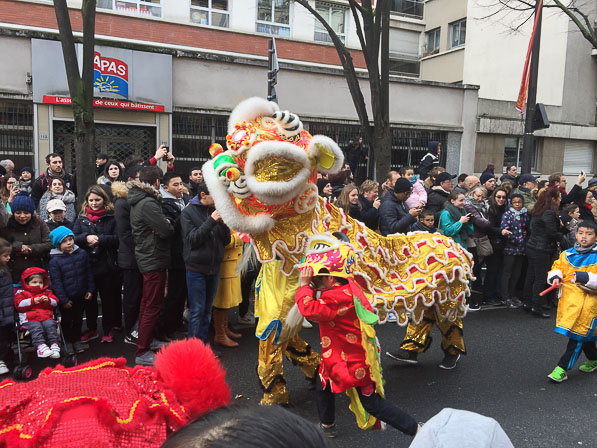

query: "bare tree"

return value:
[295, 0, 392, 180]
[53, 0, 97, 201]
[482, 0, 596, 48]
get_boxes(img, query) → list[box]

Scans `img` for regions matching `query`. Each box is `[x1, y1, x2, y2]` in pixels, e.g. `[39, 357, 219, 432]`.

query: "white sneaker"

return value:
[37, 344, 53, 358]
[0, 360, 8, 375]
[302, 319, 313, 329]
[50, 343, 60, 359]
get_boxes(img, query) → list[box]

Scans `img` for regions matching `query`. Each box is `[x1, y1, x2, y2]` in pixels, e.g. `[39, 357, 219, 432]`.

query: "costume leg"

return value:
[557, 338, 582, 370]
[582, 341, 597, 361]
[316, 375, 335, 425]
[399, 309, 435, 353]
[257, 332, 289, 405]
[283, 334, 321, 381]
[356, 386, 418, 436]
[435, 313, 466, 356]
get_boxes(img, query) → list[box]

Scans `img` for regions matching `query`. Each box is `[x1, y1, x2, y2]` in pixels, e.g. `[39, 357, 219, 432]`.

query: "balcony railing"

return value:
[390, 0, 424, 19]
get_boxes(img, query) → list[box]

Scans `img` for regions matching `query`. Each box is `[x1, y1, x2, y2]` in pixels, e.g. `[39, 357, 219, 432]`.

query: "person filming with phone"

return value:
[379, 178, 422, 236]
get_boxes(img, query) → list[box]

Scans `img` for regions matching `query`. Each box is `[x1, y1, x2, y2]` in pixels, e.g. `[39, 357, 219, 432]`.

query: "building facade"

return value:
[0, 0, 478, 179]
[420, 0, 597, 176]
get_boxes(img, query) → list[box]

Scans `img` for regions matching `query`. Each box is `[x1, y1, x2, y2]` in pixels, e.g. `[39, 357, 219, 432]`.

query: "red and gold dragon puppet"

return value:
[202, 97, 474, 406]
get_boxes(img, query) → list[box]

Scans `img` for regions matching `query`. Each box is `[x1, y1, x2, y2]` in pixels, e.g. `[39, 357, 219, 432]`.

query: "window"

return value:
[449, 18, 466, 48]
[389, 57, 420, 77]
[503, 137, 538, 171]
[390, 0, 423, 19]
[425, 28, 440, 56]
[256, 0, 290, 37]
[97, 0, 162, 17]
[314, 2, 347, 44]
[563, 141, 594, 174]
[190, 0, 229, 27]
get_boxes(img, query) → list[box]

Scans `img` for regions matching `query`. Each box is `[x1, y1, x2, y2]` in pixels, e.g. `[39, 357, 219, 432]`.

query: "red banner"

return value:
[515, 0, 543, 114]
[42, 95, 165, 112]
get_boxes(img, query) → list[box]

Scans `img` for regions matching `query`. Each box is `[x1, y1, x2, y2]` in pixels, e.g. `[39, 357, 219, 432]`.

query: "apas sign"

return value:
[94, 51, 129, 99]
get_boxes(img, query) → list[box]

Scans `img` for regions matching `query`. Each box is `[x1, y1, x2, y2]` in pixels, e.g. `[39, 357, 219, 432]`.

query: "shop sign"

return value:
[94, 51, 129, 99]
[43, 95, 165, 112]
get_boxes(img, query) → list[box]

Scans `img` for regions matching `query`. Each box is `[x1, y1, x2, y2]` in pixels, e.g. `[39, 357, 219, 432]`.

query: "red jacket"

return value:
[14, 267, 58, 324]
[295, 283, 373, 393]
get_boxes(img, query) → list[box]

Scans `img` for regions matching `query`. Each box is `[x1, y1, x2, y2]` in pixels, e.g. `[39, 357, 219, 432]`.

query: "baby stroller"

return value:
[13, 307, 78, 380]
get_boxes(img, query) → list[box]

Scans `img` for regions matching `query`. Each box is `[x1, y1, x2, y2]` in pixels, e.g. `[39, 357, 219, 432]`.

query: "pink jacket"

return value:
[406, 179, 427, 209]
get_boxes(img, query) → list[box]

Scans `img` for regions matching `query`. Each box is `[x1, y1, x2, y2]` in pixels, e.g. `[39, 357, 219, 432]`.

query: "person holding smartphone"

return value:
[1, 174, 20, 214]
[438, 191, 473, 249]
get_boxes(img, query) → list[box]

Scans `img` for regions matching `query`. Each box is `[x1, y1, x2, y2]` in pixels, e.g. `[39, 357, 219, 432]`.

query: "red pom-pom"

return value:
[154, 339, 230, 418]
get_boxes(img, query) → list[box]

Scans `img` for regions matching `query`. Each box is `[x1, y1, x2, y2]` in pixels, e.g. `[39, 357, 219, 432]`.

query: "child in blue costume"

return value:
[546, 220, 597, 382]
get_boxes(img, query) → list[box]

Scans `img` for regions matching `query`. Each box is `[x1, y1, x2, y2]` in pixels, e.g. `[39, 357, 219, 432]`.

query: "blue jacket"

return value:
[0, 269, 13, 327]
[48, 246, 95, 304]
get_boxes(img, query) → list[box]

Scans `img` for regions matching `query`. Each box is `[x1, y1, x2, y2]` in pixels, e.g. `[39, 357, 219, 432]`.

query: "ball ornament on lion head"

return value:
[203, 97, 474, 326]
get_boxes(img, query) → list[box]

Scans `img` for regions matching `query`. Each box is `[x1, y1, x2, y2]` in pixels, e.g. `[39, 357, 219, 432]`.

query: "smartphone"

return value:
[163, 145, 169, 152]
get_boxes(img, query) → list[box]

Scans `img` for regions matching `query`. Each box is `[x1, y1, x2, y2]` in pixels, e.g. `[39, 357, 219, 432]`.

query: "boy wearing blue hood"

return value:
[48, 226, 94, 355]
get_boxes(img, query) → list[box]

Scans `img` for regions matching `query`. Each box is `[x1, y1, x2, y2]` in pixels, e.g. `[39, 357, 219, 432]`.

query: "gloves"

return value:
[575, 271, 589, 285]
[547, 269, 562, 285]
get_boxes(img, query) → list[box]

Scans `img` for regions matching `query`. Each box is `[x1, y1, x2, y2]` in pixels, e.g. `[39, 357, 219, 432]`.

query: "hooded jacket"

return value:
[48, 245, 95, 304]
[418, 141, 440, 181]
[112, 181, 137, 270]
[180, 195, 230, 275]
[128, 180, 174, 274]
[14, 267, 58, 323]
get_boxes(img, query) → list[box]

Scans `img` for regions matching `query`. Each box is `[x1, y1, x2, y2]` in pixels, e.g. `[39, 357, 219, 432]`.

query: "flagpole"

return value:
[521, 0, 543, 174]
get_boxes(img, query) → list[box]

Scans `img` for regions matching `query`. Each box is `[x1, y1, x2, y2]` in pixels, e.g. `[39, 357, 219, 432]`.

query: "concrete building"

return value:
[0, 0, 478, 179]
[420, 0, 597, 176]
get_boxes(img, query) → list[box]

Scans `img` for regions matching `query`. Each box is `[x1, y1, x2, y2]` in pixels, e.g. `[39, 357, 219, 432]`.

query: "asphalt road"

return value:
[8, 304, 597, 447]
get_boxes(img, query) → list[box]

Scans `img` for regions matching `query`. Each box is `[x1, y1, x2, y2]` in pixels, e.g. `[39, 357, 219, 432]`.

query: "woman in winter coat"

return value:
[484, 187, 510, 305]
[335, 184, 361, 221]
[500, 193, 530, 309]
[438, 191, 473, 249]
[97, 160, 123, 187]
[1, 192, 52, 283]
[73, 185, 120, 344]
[418, 141, 441, 181]
[38, 177, 77, 223]
[524, 187, 565, 318]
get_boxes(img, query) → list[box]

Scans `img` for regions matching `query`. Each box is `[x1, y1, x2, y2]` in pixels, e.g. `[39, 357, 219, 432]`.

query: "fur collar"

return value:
[126, 180, 162, 200]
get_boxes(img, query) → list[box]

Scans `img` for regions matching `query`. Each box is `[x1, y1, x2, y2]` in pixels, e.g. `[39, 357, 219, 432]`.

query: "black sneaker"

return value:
[439, 353, 461, 370]
[468, 303, 481, 312]
[124, 333, 138, 346]
[386, 349, 418, 364]
[320, 423, 338, 438]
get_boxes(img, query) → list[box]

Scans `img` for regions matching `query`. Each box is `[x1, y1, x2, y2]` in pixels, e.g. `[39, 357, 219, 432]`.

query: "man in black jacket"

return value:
[379, 178, 421, 236]
[128, 166, 175, 366]
[426, 172, 456, 220]
[181, 181, 230, 343]
[31, 153, 75, 206]
[158, 172, 189, 339]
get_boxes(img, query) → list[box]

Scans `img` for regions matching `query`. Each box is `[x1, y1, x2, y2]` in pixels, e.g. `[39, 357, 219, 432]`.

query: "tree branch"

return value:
[53, 0, 81, 99]
[348, 1, 370, 67]
[553, 0, 597, 47]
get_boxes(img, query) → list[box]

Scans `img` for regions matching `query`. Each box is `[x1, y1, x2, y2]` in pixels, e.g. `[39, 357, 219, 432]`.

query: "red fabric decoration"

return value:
[0, 340, 230, 447]
[85, 206, 106, 223]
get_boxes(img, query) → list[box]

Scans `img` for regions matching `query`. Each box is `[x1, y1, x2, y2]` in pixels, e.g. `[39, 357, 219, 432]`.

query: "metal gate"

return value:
[52, 121, 156, 173]
[0, 100, 34, 171]
[390, 128, 447, 170]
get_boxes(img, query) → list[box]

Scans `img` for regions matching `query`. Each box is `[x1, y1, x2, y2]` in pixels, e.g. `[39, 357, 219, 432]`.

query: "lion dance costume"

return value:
[202, 97, 474, 406]
[0, 339, 230, 447]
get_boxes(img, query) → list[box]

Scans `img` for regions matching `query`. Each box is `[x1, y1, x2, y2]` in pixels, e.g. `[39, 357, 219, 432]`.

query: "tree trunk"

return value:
[53, 0, 97, 204]
[371, 125, 392, 181]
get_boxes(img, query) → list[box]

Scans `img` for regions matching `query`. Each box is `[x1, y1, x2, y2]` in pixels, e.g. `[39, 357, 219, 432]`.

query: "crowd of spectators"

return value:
[322, 147, 595, 317]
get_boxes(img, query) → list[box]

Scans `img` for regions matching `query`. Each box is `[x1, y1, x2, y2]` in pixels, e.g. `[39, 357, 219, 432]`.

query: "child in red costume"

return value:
[14, 267, 60, 359]
[295, 236, 419, 438]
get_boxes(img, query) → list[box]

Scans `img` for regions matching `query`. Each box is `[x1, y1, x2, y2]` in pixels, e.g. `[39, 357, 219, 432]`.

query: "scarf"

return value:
[444, 202, 470, 242]
[509, 206, 527, 220]
[51, 190, 76, 204]
[464, 197, 489, 218]
[574, 241, 597, 254]
[46, 167, 66, 180]
[415, 221, 433, 232]
[85, 206, 106, 223]
[409, 175, 418, 184]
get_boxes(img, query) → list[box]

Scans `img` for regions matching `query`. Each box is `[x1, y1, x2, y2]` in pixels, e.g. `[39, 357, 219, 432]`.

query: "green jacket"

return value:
[127, 181, 174, 274]
[513, 187, 536, 213]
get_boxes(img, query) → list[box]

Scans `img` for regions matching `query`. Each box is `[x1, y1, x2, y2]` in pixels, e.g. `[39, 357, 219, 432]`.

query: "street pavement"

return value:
[8, 304, 597, 447]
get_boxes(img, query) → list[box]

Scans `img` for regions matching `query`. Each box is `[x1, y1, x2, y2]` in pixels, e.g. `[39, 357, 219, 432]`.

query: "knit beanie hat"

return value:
[50, 226, 75, 248]
[11, 191, 35, 214]
[394, 177, 413, 194]
[20, 166, 35, 176]
[480, 171, 495, 186]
